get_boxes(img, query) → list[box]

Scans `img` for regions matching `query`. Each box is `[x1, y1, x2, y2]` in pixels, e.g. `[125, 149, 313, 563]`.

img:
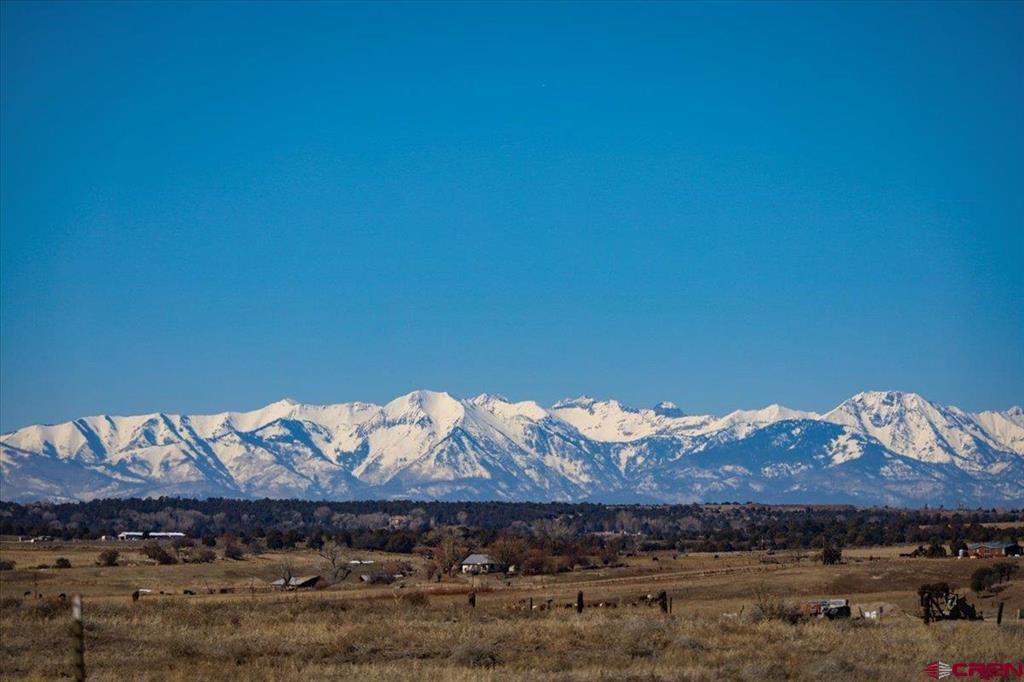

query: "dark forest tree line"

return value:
[1, 499, 1020, 554]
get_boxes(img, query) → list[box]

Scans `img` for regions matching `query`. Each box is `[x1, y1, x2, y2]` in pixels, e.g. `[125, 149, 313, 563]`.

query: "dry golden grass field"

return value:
[1, 540, 1022, 680]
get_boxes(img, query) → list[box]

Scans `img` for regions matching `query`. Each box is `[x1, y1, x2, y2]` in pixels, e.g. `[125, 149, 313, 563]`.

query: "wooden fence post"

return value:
[468, 591, 476, 609]
[528, 597, 533, 614]
[658, 591, 668, 614]
[996, 602, 1004, 625]
[71, 595, 85, 681]
[576, 591, 584, 614]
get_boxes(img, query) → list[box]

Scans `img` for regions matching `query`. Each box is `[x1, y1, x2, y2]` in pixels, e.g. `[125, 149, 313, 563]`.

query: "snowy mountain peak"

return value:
[383, 390, 464, 431]
[825, 391, 937, 427]
[469, 393, 510, 405]
[849, 389, 926, 405]
[652, 401, 685, 417]
[551, 395, 597, 409]
[717, 403, 819, 425]
[2, 389, 1021, 506]
[550, 397, 665, 442]
[822, 390, 1013, 466]
[971, 407, 1024, 457]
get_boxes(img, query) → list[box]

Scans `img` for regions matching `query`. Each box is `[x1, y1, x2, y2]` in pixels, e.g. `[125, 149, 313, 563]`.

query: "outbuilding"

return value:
[117, 531, 187, 541]
[967, 542, 1022, 558]
[460, 553, 506, 574]
[271, 575, 321, 589]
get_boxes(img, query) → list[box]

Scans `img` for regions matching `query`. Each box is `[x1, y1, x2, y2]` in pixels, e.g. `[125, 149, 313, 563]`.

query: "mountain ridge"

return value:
[2, 390, 1021, 506]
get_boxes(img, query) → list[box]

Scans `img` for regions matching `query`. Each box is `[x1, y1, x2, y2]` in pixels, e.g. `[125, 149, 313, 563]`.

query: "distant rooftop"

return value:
[967, 541, 1018, 549]
[270, 575, 320, 587]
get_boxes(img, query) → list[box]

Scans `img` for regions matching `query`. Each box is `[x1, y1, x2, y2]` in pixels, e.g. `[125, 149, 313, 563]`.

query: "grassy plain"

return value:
[1, 540, 1022, 680]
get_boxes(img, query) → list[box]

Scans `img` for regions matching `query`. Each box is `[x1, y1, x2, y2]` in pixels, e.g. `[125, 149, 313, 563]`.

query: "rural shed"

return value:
[118, 531, 186, 541]
[967, 542, 1022, 558]
[271, 575, 321, 589]
[460, 553, 506, 574]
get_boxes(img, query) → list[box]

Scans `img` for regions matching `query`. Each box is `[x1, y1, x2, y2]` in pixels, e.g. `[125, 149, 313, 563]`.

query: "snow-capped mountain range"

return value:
[1, 390, 1021, 507]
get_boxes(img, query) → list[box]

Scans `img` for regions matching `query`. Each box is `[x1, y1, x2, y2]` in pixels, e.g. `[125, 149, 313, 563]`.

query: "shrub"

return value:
[222, 542, 245, 560]
[749, 585, 802, 624]
[29, 597, 66, 620]
[450, 642, 501, 668]
[384, 533, 416, 554]
[97, 549, 120, 567]
[618, 617, 667, 658]
[971, 563, 1017, 592]
[818, 539, 842, 565]
[598, 546, 618, 565]
[993, 561, 1018, 581]
[0, 560, 15, 571]
[521, 548, 551, 575]
[264, 530, 285, 550]
[54, 557, 72, 569]
[970, 567, 996, 593]
[171, 537, 194, 558]
[398, 591, 430, 608]
[141, 543, 177, 565]
[383, 560, 414, 576]
[187, 546, 217, 563]
[421, 560, 440, 581]
[673, 635, 707, 651]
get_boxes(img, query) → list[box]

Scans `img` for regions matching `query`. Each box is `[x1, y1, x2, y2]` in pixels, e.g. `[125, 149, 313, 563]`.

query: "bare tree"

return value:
[276, 560, 295, 589]
[489, 534, 528, 568]
[436, 532, 468, 577]
[317, 540, 351, 583]
[532, 518, 577, 546]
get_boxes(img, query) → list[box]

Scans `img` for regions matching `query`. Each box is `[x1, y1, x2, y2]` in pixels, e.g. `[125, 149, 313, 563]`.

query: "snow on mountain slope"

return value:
[1, 389, 1021, 505]
[973, 408, 1024, 456]
[0, 445, 147, 502]
[550, 397, 664, 442]
[352, 391, 464, 484]
[1001, 406, 1024, 428]
[821, 391, 1018, 473]
[376, 393, 623, 501]
[652, 401, 685, 418]
[550, 396, 714, 443]
[703, 404, 820, 438]
[635, 420, 1013, 507]
[725, 404, 818, 426]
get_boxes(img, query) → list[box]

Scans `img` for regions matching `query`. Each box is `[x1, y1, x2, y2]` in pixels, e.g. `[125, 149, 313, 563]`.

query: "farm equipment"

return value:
[917, 583, 981, 623]
[804, 598, 851, 619]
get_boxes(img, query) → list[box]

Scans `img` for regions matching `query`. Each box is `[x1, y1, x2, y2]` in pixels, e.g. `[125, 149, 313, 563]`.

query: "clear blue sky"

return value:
[1, 2, 1022, 431]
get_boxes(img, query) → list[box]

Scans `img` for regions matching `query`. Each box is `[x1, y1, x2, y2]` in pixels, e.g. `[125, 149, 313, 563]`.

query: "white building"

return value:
[460, 553, 506, 574]
[117, 531, 186, 541]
